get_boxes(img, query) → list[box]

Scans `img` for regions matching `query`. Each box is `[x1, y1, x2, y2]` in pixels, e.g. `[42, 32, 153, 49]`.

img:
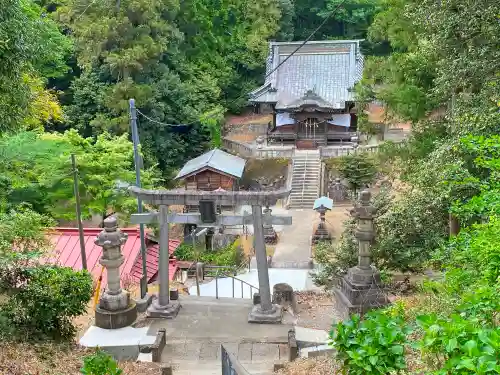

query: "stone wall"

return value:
[226, 123, 269, 136]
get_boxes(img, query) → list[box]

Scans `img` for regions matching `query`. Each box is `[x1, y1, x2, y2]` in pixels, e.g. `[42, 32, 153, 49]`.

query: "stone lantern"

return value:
[333, 191, 388, 318]
[94, 216, 137, 329]
[312, 196, 333, 243]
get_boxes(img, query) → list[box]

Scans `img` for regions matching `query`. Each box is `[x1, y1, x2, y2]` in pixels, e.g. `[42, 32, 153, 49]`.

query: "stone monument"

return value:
[329, 178, 349, 203]
[94, 216, 138, 329]
[333, 191, 388, 319]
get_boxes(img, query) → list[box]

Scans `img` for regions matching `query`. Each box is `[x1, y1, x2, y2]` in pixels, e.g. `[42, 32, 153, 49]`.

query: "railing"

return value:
[254, 146, 295, 159]
[192, 261, 259, 299]
[222, 138, 254, 158]
[214, 269, 259, 299]
[221, 344, 252, 375]
[223, 137, 296, 159]
[300, 150, 308, 206]
[319, 144, 381, 158]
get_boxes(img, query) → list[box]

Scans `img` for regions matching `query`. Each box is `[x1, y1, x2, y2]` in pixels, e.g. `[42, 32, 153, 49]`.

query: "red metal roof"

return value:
[130, 241, 181, 283]
[47, 228, 180, 288]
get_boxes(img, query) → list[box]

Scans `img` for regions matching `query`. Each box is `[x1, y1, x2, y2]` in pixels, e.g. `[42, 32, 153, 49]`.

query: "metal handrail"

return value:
[214, 269, 259, 300]
[221, 344, 252, 375]
[300, 151, 308, 207]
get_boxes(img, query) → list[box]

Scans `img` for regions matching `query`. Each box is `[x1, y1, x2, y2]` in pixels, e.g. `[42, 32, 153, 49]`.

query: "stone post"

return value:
[147, 205, 180, 318]
[94, 216, 137, 329]
[333, 191, 388, 319]
[248, 204, 282, 323]
[329, 178, 348, 203]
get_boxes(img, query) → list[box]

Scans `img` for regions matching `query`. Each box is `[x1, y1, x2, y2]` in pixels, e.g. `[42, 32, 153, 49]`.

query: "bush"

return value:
[331, 311, 410, 374]
[81, 349, 122, 375]
[0, 265, 93, 340]
[416, 313, 500, 374]
[173, 239, 244, 267]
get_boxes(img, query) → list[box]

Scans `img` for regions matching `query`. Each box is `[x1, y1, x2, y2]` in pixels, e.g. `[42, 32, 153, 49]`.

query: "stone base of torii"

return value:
[128, 187, 293, 324]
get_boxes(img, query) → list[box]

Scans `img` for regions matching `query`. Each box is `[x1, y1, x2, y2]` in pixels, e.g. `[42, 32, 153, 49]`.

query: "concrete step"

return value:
[168, 360, 276, 375]
[292, 168, 320, 172]
[292, 178, 318, 184]
[292, 180, 319, 186]
[289, 198, 318, 202]
[291, 175, 319, 179]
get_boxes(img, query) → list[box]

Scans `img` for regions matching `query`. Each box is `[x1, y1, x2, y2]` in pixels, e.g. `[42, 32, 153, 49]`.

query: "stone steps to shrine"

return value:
[289, 151, 321, 209]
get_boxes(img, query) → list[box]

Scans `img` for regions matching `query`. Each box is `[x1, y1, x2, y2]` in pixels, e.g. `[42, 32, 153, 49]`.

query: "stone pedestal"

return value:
[248, 304, 283, 324]
[333, 191, 388, 319]
[94, 217, 137, 329]
[263, 205, 278, 244]
[312, 200, 333, 244]
[135, 293, 154, 313]
[147, 298, 181, 319]
[334, 266, 388, 319]
[312, 208, 331, 243]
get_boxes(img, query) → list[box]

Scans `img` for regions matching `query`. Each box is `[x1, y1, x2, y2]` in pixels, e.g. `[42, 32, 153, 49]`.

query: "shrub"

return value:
[416, 313, 500, 374]
[1, 265, 93, 340]
[173, 239, 244, 267]
[81, 349, 122, 375]
[331, 311, 410, 374]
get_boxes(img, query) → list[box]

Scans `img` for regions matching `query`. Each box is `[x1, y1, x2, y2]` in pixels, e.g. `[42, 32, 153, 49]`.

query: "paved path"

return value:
[271, 209, 315, 269]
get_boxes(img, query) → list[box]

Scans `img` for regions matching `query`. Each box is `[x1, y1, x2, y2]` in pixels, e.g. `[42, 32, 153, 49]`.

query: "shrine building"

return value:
[249, 40, 364, 149]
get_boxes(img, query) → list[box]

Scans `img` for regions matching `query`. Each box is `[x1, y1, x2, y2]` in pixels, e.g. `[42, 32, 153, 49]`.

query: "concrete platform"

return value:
[79, 326, 156, 360]
[294, 326, 329, 347]
[148, 295, 292, 342]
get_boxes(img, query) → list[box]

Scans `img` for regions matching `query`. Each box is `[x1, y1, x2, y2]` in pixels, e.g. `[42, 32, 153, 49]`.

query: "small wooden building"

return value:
[176, 149, 246, 213]
[176, 148, 246, 191]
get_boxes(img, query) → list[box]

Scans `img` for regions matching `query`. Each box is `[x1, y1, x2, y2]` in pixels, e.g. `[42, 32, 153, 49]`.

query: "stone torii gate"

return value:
[129, 187, 292, 324]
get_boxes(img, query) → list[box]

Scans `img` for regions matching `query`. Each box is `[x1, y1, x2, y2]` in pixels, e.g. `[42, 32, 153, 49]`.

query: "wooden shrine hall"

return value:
[249, 40, 364, 149]
[175, 148, 247, 213]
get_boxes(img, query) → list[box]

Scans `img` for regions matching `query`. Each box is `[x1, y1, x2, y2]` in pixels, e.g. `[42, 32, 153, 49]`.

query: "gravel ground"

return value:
[293, 291, 341, 331]
[276, 357, 340, 375]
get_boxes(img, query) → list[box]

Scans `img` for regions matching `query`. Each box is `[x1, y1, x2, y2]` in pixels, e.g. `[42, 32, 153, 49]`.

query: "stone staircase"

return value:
[289, 150, 321, 209]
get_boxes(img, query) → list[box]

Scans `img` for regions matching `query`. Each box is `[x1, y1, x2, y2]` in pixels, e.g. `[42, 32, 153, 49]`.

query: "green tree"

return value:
[337, 153, 377, 196]
[0, 130, 157, 221]
[0, 0, 71, 132]
[58, 0, 280, 177]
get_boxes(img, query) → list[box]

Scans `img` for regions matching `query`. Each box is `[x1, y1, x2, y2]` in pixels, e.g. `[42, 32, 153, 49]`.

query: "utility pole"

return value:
[71, 154, 88, 270]
[129, 98, 148, 300]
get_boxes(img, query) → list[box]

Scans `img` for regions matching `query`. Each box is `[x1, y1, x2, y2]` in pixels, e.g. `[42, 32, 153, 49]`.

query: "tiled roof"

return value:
[250, 40, 364, 110]
[46, 228, 180, 288]
[175, 148, 247, 180]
